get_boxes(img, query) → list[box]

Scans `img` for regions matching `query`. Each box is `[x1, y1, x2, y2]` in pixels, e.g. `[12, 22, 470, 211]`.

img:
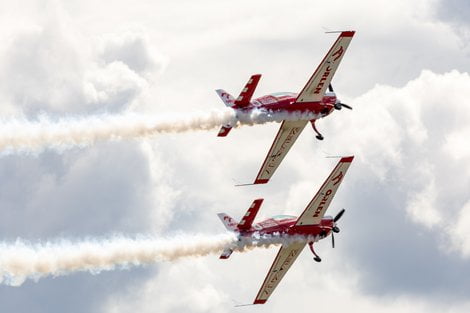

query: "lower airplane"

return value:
[218, 156, 354, 304]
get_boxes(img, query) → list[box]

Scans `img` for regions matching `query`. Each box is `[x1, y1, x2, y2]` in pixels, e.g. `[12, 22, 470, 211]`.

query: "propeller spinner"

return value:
[329, 84, 352, 110]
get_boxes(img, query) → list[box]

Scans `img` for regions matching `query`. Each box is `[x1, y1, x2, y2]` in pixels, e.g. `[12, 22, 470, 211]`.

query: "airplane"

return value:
[217, 156, 354, 304]
[216, 31, 355, 184]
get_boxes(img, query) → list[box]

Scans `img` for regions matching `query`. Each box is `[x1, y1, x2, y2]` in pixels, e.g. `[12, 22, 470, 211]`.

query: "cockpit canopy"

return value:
[269, 92, 297, 99]
[271, 214, 297, 221]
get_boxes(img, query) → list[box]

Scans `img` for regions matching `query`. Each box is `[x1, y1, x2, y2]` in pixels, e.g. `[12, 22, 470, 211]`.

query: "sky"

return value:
[1, 0, 470, 312]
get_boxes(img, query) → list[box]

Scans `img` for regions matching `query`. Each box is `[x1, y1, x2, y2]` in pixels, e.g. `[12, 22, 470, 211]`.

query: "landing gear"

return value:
[310, 120, 324, 141]
[308, 242, 321, 262]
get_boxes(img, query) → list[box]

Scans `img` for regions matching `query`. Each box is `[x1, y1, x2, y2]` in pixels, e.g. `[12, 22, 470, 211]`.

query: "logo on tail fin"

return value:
[216, 89, 235, 107]
[217, 213, 238, 231]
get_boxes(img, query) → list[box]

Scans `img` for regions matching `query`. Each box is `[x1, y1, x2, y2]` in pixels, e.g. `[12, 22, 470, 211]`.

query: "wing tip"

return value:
[254, 179, 269, 184]
[340, 155, 354, 163]
[253, 299, 267, 305]
[340, 30, 355, 37]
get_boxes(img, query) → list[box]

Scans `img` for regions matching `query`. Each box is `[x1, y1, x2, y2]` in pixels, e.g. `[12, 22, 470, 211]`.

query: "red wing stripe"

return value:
[340, 31, 355, 37]
[340, 156, 354, 163]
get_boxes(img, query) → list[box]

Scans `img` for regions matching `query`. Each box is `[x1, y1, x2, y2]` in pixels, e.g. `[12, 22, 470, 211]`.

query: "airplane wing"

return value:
[296, 156, 354, 226]
[254, 241, 307, 304]
[296, 31, 355, 103]
[254, 120, 308, 184]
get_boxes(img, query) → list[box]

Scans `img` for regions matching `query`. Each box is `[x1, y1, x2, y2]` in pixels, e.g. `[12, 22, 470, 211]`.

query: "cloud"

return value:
[434, 0, 470, 43]
[100, 68, 470, 312]
[0, 2, 171, 312]
[0, 6, 162, 117]
[312, 69, 470, 299]
[2, 0, 470, 313]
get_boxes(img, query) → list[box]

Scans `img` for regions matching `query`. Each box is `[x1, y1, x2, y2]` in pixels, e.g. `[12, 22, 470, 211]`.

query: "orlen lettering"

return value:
[313, 45, 345, 94]
[263, 127, 301, 175]
[313, 189, 332, 218]
[313, 65, 331, 94]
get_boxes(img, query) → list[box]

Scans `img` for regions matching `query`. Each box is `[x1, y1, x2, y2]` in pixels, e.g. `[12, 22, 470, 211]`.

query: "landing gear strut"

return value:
[309, 242, 321, 262]
[310, 120, 324, 140]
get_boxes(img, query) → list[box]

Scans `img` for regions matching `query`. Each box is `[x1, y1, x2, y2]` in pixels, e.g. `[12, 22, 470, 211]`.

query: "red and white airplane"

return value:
[218, 156, 353, 304]
[216, 31, 355, 184]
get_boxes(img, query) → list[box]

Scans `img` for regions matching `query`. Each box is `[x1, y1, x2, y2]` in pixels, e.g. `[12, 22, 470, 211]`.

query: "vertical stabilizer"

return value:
[215, 89, 235, 107]
[217, 213, 238, 231]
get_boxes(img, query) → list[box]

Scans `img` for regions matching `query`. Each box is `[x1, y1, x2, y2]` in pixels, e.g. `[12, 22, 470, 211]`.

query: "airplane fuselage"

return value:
[235, 92, 337, 118]
[238, 215, 335, 240]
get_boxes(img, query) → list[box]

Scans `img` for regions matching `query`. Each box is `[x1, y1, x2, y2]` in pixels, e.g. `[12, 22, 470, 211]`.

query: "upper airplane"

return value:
[216, 31, 355, 184]
[218, 156, 354, 304]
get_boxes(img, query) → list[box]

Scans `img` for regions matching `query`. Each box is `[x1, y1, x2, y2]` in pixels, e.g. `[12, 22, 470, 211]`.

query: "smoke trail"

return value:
[0, 232, 315, 286]
[0, 109, 320, 153]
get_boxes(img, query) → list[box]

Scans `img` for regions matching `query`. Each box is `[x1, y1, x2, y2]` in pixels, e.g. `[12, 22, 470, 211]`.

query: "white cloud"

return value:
[1, 0, 470, 313]
[406, 176, 441, 228]
[452, 201, 470, 257]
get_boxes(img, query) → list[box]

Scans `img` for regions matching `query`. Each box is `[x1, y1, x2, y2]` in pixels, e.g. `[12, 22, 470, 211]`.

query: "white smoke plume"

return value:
[0, 232, 315, 286]
[0, 109, 320, 153]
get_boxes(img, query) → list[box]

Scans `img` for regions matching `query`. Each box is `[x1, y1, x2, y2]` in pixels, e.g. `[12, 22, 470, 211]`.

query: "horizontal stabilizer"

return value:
[217, 125, 232, 137]
[237, 199, 263, 231]
[234, 74, 261, 108]
[219, 248, 233, 259]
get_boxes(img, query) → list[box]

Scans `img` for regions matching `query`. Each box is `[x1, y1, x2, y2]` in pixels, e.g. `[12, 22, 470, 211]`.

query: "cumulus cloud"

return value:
[0, 6, 162, 117]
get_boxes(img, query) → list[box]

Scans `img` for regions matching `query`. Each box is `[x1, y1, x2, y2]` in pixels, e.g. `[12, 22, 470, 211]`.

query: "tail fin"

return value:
[217, 199, 263, 260]
[233, 74, 261, 108]
[216, 74, 261, 137]
[216, 89, 235, 107]
[217, 213, 238, 231]
[237, 198, 263, 230]
[215, 90, 235, 137]
[217, 213, 237, 260]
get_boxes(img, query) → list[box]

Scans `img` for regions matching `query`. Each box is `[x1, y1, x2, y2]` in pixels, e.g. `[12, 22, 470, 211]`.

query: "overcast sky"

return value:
[1, 0, 470, 312]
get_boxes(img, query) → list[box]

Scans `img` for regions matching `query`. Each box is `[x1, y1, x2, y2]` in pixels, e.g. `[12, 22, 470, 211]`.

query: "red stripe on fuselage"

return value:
[241, 94, 336, 115]
[238, 217, 334, 237]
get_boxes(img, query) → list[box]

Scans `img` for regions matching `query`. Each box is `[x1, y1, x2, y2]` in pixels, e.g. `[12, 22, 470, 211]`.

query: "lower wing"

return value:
[254, 120, 308, 184]
[253, 241, 307, 304]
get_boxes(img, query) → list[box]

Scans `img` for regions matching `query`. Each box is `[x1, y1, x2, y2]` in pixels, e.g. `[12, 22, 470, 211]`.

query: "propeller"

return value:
[331, 209, 345, 249]
[329, 84, 353, 110]
[333, 208, 345, 222]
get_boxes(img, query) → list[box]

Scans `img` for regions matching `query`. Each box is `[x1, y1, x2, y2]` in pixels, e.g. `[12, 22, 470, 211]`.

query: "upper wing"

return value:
[296, 31, 355, 103]
[296, 156, 354, 226]
[253, 242, 307, 304]
[254, 120, 308, 184]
